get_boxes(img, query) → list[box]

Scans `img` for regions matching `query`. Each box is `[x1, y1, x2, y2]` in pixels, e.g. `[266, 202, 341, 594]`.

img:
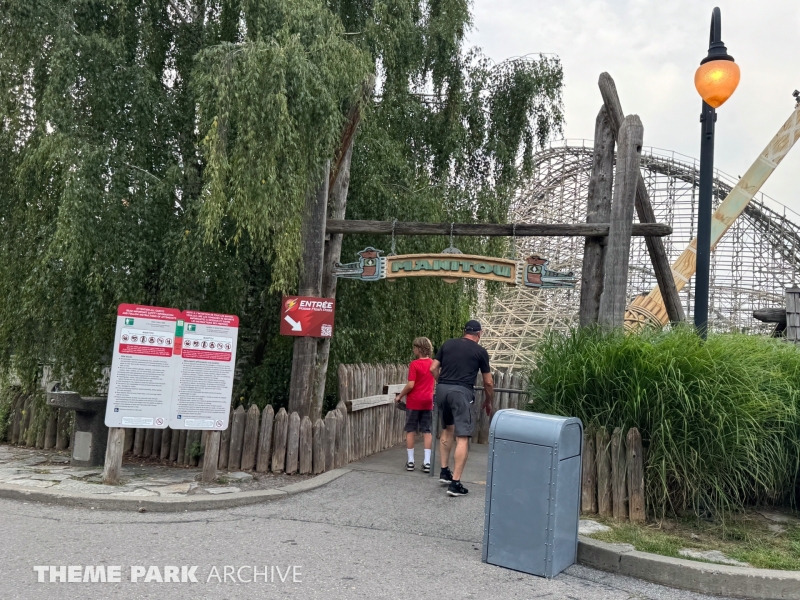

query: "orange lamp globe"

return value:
[694, 59, 740, 108]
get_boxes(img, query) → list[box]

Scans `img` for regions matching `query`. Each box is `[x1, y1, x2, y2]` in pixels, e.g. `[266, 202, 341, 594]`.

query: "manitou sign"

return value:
[333, 247, 578, 289]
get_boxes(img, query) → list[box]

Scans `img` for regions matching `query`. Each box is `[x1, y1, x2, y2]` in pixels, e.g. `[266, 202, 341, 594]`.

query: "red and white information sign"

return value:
[105, 304, 181, 428]
[170, 310, 239, 430]
[279, 296, 336, 338]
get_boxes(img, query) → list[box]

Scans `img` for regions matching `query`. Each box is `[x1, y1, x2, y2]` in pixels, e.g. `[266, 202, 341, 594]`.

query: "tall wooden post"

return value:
[102, 427, 125, 484]
[579, 106, 615, 326]
[201, 430, 220, 483]
[598, 115, 644, 329]
[288, 161, 330, 418]
[599, 73, 685, 324]
[313, 144, 354, 421]
[312, 78, 373, 422]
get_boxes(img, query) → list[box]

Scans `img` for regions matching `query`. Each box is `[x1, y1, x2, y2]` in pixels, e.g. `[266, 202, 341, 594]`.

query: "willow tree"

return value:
[0, 0, 563, 411]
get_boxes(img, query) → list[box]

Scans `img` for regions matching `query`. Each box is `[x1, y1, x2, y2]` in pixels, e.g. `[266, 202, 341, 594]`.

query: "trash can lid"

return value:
[489, 409, 582, 449]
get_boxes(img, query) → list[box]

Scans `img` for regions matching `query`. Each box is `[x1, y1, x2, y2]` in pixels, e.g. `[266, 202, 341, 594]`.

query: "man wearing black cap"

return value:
[430, 320, 493, 497]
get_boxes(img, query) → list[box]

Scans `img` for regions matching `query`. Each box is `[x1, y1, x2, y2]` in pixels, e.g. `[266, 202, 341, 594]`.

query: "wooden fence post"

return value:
[218, 416, 232, 469]
[152, 429, 162, 459]
[271, 408, 289, 473]
[226, 406, 247, 470]
[598, 115, 644, 329]
[44, 411, 57, 450]
[596, 428, 612, 517]
[581, 428, 597, 514]
[240, 404, 261, 471]
[312, 419, 326, 474]
[611, 427, 628, 520]
[626, 427, 646, 522]
[324, 411, 337, 471]
[169, 428, 180, 462]
[143, 428, 154, 458]
[202, 431, 221, 483]
[256, 405, 274, 473]
[285, 412, 301, 474]
[335, 401, 347, 467]
[102, 427, 125, 485]
[299, 416, 313, 474]
[56, 408, 70, 450]
[159, 427, 172, 460]
[176, 430, 187, 464]
[133, 428, 144, 456]
[579, 105, 615, 327]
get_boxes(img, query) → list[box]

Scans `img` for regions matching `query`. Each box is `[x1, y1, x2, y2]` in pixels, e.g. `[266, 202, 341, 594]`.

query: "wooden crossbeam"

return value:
[326, 220, 671, 238]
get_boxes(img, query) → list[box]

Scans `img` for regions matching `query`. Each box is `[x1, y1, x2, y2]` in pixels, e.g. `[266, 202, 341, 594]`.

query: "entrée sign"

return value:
[334, 248, 577, 288]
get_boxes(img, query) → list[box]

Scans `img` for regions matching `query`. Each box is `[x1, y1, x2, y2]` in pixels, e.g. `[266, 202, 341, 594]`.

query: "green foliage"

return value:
[189, 439, 203, 459]
[0, 0, 563, 408]
[528, 327, 800, 519]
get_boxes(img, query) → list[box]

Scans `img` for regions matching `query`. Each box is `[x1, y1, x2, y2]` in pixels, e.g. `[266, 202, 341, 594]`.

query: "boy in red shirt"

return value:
[395, 337, 435, 472]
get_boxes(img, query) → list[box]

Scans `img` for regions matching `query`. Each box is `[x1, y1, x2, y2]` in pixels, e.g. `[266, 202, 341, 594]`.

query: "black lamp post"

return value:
[694, 7, 740, 338]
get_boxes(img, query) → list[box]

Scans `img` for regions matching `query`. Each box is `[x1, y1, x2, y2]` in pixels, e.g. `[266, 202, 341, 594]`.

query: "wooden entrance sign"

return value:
[333, 249, 578, 288]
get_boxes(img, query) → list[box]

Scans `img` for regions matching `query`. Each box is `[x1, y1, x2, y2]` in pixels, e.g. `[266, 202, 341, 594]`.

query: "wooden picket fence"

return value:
[4, 389, 72, 451]
[3, 364, 531, 475]
[580, 426, 646, 522]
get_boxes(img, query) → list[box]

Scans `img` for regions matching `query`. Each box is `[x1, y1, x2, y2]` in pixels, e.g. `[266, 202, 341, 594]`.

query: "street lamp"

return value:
[693, 7, 740, 338]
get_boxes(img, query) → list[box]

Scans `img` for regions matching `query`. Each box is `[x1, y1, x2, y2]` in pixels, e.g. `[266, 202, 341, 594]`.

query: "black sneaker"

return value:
[447, 480, 469, 497]
[406, 461, 415, 471]
[439, 467, 453, 484]
[422, 463, 431, 474]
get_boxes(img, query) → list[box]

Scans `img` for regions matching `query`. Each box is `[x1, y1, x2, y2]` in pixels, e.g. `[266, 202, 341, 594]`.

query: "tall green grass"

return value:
[528, 327, 800, 519]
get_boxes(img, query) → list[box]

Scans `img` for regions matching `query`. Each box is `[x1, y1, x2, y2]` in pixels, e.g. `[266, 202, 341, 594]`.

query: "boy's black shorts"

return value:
[404, 409, 432, 433]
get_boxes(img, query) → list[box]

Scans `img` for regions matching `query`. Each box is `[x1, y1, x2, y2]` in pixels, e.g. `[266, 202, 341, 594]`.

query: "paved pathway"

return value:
[1, 441, 730, 599]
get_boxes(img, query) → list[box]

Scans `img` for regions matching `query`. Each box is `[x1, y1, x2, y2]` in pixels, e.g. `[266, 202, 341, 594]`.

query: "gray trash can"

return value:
[482, 409, 583, 578]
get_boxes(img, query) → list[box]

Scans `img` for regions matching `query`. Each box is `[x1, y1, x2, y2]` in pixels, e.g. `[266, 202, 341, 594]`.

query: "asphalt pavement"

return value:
[2, 441, 731, 600]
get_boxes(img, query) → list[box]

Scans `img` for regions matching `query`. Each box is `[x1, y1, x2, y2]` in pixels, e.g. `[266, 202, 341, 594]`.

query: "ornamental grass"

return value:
[528, 326, 800, 519]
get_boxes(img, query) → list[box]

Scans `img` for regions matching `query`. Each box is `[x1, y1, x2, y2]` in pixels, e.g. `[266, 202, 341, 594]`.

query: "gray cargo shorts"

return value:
[435, 383, 474, 438]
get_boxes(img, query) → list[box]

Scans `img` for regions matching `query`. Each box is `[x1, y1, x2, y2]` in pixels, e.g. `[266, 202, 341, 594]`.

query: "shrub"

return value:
[527, 326, 800, 519]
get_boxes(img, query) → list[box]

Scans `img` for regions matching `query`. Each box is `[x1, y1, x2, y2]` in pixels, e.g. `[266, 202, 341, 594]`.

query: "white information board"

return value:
[170, 310, 239, 430]
[105, 304, 181, 428]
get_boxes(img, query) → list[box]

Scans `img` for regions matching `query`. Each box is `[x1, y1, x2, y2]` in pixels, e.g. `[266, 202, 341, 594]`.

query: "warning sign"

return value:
[279, 296, 336, 338]
[170, 310, 239, 430]
[105, 304, 181, 428]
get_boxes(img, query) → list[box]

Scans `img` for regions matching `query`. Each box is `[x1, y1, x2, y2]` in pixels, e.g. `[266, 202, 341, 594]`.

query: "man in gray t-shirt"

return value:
[430, 320, 494, 497]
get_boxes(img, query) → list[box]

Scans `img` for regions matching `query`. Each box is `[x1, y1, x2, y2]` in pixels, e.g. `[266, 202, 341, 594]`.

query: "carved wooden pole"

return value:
[599, 72, 686, 325]
[579, 106, 615, 326]
[598, 115, 644, 329]
[287, 161, 330, 418]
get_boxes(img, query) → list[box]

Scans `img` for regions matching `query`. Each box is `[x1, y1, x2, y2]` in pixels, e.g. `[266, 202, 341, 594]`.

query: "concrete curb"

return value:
[0, 468, 351, 512]
[578, 535, 800, 600]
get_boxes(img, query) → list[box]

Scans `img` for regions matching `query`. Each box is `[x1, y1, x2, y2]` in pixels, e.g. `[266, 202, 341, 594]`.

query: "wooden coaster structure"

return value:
[624, 87, 800, 330]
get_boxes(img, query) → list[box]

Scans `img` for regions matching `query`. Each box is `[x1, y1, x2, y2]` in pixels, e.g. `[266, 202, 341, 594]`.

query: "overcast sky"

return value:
[468, 0, 800, 213]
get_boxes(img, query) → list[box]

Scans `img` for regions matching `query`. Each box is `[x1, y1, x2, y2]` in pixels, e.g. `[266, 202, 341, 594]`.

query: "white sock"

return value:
[407, 449, 415, 463]
[424, 449, 431, 464]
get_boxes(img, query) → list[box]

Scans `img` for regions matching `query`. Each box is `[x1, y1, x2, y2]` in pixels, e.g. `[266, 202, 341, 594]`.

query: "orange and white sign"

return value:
[170, 310, 239, 430]
[105, 304, 182, 428]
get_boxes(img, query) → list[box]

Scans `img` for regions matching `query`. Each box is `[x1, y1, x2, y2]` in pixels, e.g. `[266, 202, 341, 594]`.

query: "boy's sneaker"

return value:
[447, 480, 469, 497]
[439, 467, 453, 484]
[406, 461, 415, 471]
[422, 463, 431, 474]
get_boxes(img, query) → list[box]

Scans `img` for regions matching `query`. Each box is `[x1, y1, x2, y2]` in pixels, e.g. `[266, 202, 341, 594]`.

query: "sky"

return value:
[468, 0, 800, 214]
